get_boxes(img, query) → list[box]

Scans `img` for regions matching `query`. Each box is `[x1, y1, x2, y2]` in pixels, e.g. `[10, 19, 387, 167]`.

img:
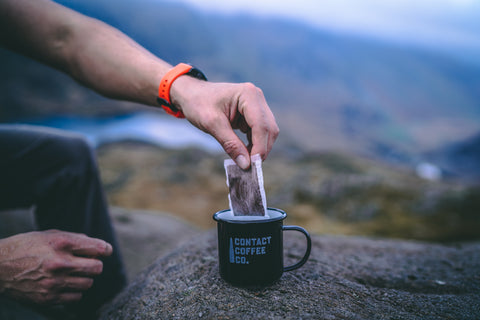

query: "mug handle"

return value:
[282, 225, 312, 272]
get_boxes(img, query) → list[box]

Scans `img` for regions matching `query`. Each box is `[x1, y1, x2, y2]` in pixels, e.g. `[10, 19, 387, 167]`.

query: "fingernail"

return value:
[105, 243, 113, 255]
[236, 155, 250, 170]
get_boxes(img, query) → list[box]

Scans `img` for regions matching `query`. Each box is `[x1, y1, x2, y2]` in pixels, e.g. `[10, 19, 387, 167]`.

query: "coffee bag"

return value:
[224, 154, 267, 216]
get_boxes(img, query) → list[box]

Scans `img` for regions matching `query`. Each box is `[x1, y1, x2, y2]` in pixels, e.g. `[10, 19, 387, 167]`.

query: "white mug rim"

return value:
[213, 207, 286, 224]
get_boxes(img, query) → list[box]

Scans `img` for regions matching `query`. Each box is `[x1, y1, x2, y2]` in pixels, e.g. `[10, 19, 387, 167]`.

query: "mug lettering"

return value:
[235, 256, 248, 264]
[234, 237, 272, 246]
[229, 236, 272, 265]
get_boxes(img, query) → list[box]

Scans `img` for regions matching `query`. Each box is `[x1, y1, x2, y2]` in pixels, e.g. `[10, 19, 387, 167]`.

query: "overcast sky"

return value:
[174, 0, 480, 58]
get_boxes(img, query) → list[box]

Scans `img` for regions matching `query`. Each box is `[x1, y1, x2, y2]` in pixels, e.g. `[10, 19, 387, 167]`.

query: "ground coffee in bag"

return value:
[224, 154, 267, 217]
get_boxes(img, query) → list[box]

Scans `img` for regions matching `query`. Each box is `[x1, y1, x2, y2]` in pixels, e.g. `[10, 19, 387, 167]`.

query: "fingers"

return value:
[70, 238, 112, 258]
[48, 231, 113, 257]
[210, 82, 278, 168]
[238, 83, 279, 161]
[62, 276, 94, 291]
[32, 277, 93, 304]
[38, 258, 101, 304]
[32, 291, 84, 305]
[1, 231, 109, 306]
[40, 276, 94, 292]
[45, 255, 104, 277]
[211, 116, 251, 169]
[68, 256, 104, 276]
[180, 80, 278, 167]
[56, 292, 83, 304]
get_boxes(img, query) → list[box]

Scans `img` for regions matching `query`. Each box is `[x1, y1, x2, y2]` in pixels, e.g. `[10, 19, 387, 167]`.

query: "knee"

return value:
[49, 134, 97, 174]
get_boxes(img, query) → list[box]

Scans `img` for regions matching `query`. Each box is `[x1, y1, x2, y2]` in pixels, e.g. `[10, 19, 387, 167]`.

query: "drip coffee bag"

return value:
[224, 154, 267, 217]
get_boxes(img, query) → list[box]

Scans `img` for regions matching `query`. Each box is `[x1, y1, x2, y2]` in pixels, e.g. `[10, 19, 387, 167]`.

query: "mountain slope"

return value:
[429, 132, 480, 181]
[1, 0, 479, 165]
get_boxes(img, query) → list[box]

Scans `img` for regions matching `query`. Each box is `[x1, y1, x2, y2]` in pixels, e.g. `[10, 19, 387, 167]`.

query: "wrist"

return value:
[170, 75, 204, 113]
[157, 63, 207, 118]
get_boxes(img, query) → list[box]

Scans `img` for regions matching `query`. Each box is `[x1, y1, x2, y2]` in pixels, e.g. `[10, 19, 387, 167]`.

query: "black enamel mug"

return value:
[213, 208, 311, 286]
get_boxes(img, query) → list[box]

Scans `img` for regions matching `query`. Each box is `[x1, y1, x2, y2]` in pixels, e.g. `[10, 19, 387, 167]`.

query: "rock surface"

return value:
[100, 231, 480, 320]
[111, 207, 200, 279]
[2, 208, 479, 319]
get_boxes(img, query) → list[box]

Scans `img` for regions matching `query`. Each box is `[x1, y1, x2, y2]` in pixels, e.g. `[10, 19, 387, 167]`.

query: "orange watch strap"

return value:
[157, 63, 193, 118]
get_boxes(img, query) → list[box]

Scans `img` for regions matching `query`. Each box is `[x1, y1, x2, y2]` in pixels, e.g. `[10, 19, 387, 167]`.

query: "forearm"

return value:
[0, 0, 171, 107]
[67, 17, 172, 106]
[0, 0, 279, 164]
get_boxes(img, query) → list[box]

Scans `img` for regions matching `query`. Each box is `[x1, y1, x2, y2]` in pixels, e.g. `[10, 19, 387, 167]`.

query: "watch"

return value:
[157, 63, 207, 118]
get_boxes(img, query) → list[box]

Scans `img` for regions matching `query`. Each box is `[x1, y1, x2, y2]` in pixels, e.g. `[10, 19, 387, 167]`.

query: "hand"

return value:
[171, 77, 279, 169]
[0, 230, 112, 305]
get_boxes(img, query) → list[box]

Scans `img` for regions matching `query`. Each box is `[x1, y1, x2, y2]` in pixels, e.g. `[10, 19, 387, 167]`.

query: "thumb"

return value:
[214, 123, 250, 170]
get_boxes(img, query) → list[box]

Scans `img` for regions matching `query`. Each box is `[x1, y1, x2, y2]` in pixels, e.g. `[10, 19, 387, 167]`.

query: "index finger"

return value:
[240, 85, 279, 160]
[250, 109, 278, 160]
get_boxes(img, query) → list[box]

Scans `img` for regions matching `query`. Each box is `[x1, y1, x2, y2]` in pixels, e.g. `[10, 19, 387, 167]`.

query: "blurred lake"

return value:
[19, 112, 222, 152]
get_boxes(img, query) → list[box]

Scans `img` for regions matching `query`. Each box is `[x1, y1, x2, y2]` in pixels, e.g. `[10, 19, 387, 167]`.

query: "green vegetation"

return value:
[97, 143, 480, 242]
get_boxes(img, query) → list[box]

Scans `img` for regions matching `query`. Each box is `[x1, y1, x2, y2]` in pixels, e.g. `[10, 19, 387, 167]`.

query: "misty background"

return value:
[1, 0, 479, 240]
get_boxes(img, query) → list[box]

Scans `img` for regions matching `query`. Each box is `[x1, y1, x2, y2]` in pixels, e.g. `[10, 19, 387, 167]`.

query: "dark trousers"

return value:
[0, 124, 127, 316]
